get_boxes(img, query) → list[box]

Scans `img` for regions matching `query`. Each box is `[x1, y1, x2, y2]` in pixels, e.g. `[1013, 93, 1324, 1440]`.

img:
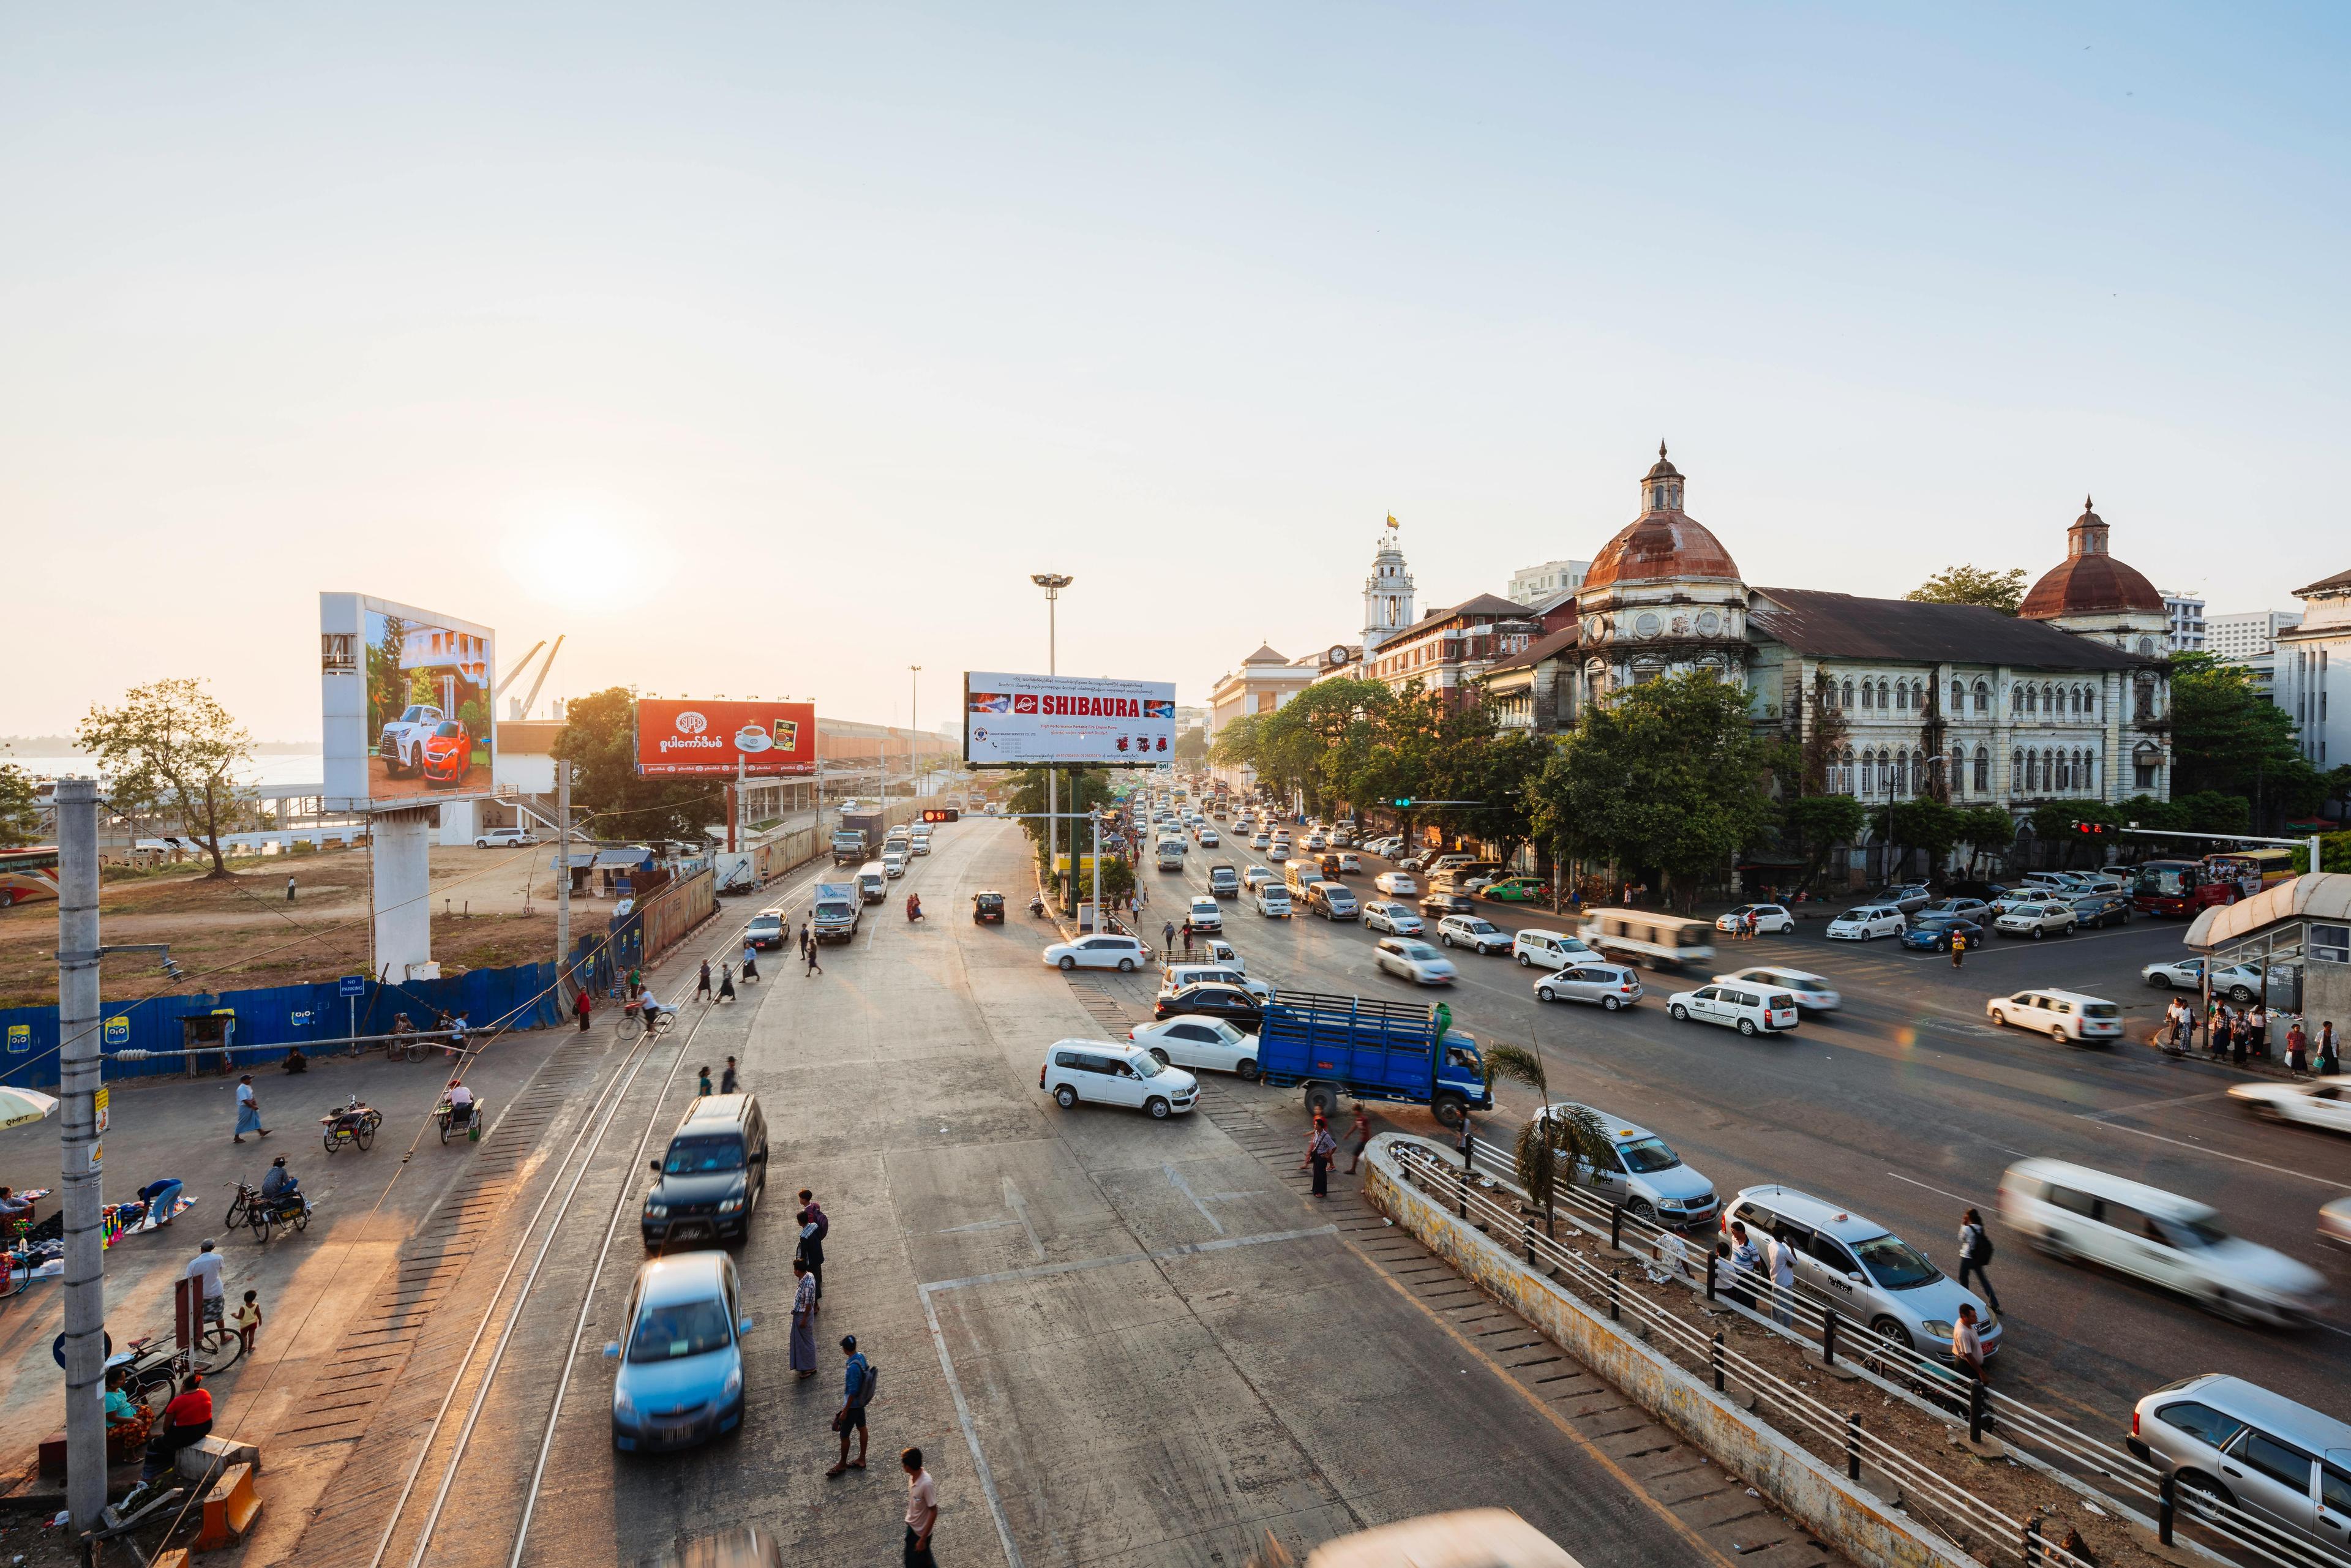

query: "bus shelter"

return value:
[2183, 873, 2351, 1024]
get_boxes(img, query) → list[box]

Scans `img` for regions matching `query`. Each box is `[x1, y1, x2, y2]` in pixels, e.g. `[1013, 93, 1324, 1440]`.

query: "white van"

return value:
[882, 851, 907, 879]
[1512, 929, 1595, 970]
[1999, 1159, 2324, 1324]
[856, 862, 888, 903]
[1580, 910, 1715, 970]
[1984, 988, 2123, 1045]
[1256, 886, 1292, 918]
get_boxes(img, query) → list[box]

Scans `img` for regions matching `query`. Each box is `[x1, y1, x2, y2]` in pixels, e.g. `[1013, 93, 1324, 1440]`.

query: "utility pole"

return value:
[54, 778, 105, 1536]
[910, 666, 921, 800]
[1032, 574, 1071, 912]
[554, 762, 572, 1005]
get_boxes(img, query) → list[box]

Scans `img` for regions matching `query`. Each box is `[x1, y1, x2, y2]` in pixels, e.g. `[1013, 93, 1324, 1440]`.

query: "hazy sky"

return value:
[6, 4, 2346, 741]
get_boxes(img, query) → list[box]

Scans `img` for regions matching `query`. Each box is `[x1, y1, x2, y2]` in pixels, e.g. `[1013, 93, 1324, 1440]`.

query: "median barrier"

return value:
[194, 1460, 260, 1551]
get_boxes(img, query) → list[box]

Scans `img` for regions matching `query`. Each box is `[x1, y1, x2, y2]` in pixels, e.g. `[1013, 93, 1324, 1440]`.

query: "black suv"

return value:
[2071, 892, 2134, 929]
[643, 1093, 768, 1248]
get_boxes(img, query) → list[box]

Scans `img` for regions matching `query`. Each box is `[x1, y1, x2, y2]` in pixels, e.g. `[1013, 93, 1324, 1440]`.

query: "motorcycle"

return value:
[247, 1184, 316, 1244]
[320, 1095, 383, 1155]
[1029, 895, 1047, 918]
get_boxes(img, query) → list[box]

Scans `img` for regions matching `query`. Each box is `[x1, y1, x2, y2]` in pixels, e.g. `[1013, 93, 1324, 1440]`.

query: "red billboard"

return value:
[634, 700, 817, 777]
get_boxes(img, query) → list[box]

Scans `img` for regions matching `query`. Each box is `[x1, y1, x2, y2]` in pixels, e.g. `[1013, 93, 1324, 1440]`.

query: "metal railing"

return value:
[1391, 1140, 2346, 1568]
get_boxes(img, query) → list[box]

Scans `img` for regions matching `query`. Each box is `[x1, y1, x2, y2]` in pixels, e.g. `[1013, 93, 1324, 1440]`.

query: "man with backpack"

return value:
[1957, 1206, 2000, 1311]
[828, 1334, 876, 1476]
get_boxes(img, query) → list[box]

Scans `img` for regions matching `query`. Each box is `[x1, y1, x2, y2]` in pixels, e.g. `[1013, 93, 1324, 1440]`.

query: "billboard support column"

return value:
[727, 756, 741, 854]
[372, 808, 434, 981]
[55, 778, 105, 1537]
[555, 762, 572, 1005]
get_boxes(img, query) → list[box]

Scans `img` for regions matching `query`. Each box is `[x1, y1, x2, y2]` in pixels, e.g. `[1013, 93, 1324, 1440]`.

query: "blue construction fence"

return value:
[0, 947, 606, 1092]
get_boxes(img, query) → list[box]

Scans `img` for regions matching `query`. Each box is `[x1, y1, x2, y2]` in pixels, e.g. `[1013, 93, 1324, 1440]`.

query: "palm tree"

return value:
[1482, 1041, 1610, 1239]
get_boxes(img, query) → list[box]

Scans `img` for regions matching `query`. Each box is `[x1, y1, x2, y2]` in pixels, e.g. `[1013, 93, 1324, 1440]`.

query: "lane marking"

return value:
[1883, 1171, 1980, 1205]
[920, 1222, 1339, 1295]
[2072, 1117, 2348, 1187]
[1166, 1163, 1226, 1235]
[1001, 1176, 1046, 1261]
[2077, 1089, 2237, 1124]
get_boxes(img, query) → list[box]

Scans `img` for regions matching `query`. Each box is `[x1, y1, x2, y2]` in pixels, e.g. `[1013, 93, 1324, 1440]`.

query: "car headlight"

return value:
[718, 1197, 744, 1214]
[613, 1389, 636, 1419]
[643, 1204, 668, 1218]
[1920, 1319, 1953, 1340]
[722, 1367, 743, 1400]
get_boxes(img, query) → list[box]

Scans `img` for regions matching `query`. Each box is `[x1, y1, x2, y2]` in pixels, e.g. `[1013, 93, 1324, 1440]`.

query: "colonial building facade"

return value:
[1574, 449, 2175, 819]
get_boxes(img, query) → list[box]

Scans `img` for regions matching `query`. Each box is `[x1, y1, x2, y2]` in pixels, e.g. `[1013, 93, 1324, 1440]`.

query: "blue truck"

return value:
[1255, 991, 1493, 1128]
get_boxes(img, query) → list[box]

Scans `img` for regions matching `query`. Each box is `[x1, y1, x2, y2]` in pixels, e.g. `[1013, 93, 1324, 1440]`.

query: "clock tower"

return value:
[1363, 514, 1417, 658]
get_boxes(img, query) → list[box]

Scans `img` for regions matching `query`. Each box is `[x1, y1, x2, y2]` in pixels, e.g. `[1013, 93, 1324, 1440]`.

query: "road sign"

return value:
[339, 975, 366, 998]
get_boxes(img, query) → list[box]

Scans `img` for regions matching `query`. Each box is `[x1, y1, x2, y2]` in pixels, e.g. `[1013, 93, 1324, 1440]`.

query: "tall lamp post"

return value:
[909, 666, 921, 799]
[1030, 574, 1072, 913]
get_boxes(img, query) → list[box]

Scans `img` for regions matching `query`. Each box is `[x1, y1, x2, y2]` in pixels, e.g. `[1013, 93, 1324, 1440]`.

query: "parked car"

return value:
[1160, 964, 1273, 1002]
[1715, 904, 1794, 934]
[1902, 915, 1986, 953]
[1993, 900, 2077, 940]
[1535, 1105, 1716, 1226]
[1419, 892, 1474, 919]
[1711, 966, 1839, 1012]
[606, 1252, 754, 1451]
[2228, 1076, 2351, 1134]
[2000, 1159, 2324, 1324]
[1373, 871, 1418, 896]
[1667, 983, 1798, 1035]
[1985, 988, 2123, 1045]
[1826, 905, 1906, 942]
[1041, 934, 1149, 972]
[1436, 915, 1511, 955]
[1941, 880, 2009, 904]
[2211, 961, 2293, 1004]
[1363, 901, 1423, 936]
[1128, 1017, 1262, 1079]
[1374, 937, 1457, 986]
[2142, 957, 2205, 989]
[2072, 893, 2134, 929]
[1722, 1185, 1998, 1359]
[2126, 1374, 2351, 1550]
[1187, 895, 1224, 934]
[1534, 963, 1643, 1010]
[1917, 898, 1989, 922]
[1153, 982, 1265, 1028]
[474, 827, 538, 849]
[1512, 928, 1595, 970]
[1041, 1039, 1199, 1119]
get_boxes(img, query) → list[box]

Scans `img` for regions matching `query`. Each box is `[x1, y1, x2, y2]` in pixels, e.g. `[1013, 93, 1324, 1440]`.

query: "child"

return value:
[230, 1289, 263, 1357]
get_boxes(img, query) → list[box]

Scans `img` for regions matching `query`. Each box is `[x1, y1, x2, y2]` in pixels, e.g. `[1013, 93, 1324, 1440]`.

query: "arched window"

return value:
[1974, 679, 1990, 715]
[1878, 680, 1891, 710]
[1951, 680, 1965, 712]
[1859, 681, 1873, 711]
[2022, 685, 2036, 715]
[1841, 678, 1854, 710]
[2055, 751, 2070, 791]
[1821, 680, 1837, 712]
[1950, 744, 1965, 793]
[2011, 750, 2023, 792]
[1840, 747, 1855, 794]
[2042, 683, 2055, 714]
[1878, 751, 1893, 793]
[2083, 751, 2096, 792]
[1894, 750, 1908, 794]
[2085, 685, 2098, 718]
[1973, 745, 1990, 793]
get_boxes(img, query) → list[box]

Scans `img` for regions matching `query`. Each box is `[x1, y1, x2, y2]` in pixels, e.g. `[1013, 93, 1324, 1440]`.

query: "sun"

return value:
[497, 493, 676, 609]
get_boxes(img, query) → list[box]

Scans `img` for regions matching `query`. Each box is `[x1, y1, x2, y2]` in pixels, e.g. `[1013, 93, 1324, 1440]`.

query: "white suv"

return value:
[1436, 915, 1511, 955]
[1985, 988, 2123, 1044]
[474, 827, 537, 849]
[1041, 1040, 1199, 1119]
[1041, 934, 1149, 973]
[1665, 982, 1798, 1036]
[1826, 906, 1905, 941]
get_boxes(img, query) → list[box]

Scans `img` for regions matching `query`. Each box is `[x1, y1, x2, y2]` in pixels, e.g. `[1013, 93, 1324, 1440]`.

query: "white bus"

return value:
[1579, 909, 1715, 970]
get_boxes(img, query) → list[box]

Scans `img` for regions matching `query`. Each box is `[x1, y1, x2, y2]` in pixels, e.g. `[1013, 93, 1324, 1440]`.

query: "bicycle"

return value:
[640, 1009, 675, 1042]
[114, 1324, 242, 1414]
[223, 1181, 258, 1231]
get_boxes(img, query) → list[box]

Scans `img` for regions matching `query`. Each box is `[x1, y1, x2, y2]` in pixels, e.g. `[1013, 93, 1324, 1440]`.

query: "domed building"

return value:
[1577, 445, 1753, 707]
[2017, 497, 2172, 656]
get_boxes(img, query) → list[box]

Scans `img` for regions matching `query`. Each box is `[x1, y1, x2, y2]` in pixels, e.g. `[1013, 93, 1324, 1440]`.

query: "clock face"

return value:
[1330, 645, 1349, 664]
[1697, 609, 1722, 636]
[1635, 611, 1662, 639]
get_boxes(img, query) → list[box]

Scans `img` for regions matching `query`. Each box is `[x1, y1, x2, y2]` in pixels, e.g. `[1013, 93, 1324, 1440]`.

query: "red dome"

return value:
[2019, 500, 2163, 619]
[1586, 512, 1741, 590]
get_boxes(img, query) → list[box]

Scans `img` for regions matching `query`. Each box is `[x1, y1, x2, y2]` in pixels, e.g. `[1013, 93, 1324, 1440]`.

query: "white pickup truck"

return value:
[378, 703, 445, 777]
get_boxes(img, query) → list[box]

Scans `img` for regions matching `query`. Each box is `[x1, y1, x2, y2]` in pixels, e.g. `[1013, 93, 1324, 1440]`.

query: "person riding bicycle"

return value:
[443, 1078, 476, 1128]
[260, 1155, 307, 1217]
[637, 985, 670, 1032]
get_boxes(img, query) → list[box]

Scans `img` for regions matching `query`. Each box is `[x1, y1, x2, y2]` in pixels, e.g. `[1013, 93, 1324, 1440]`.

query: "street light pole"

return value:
[54, 778, 105, 1535]
[910, 666, 921, 800]
[1031, 574, 1072, 913]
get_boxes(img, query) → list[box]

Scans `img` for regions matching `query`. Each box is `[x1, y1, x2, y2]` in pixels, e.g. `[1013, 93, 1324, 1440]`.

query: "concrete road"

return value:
[1138, 819, 2351, 1447]
[386, 819, 1785, 1568]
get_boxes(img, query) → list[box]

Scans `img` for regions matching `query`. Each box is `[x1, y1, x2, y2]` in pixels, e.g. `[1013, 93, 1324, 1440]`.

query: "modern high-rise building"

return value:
[2159, 590, 2205, 652]
[2207, 609, 2302, 664]
[1508, 558, 1589, 605]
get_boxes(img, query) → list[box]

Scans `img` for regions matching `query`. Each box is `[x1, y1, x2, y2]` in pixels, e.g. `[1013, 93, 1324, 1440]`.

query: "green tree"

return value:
[1889, 798, 1965, 872]
[1779, 794, 1866, 891]
[1173, 726, 1208, 763]
[1482, 1044, 1609, 1239]
[2291, 833, 2351, 874]
[1210, 713, 1264, 775]
[1906, 565, 2028, 615]
[1955, 806, 2017, 877]
[1003, 766, 1119, 910]
[2028, 799, 2119, 867]
[2176, 790, 2251, 836]
[1528, 672, 1778, 910]
[0, 764, 41, 848]
[2168, 654, 2302, 812]
[77, 678, 255, 877]
[553, 687, 724, 844]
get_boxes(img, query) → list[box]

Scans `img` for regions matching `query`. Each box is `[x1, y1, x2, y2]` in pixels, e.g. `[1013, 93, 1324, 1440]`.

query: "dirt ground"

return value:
[0, 844, 598, 1008]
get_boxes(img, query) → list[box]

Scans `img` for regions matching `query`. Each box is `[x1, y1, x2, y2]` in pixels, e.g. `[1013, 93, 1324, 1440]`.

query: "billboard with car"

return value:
[321, 593, 496, 809]
[634, 699, 817, 777]
[964, 672, 1176, 768]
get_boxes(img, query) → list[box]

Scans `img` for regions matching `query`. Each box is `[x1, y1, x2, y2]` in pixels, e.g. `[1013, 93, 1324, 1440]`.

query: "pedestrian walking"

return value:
[804, 936, 823, 977]
[1956, 1207, 2001, 1311]
[2250, 1002, 2270, 1059]
[721, 1056, 740, 1094]
[698, 1064, 714, 1097]
[1949, 931, 1967, 969]
[232, 1075, 268, 1143]
[230, 1289, 263, 1357]
[2287, 1018, 2309, 1076]
[1163, 920, 1176, 954]
[1182, 923, 1195, 955]
[902, 1448, 939, 1568]
[2317, 1020, 2340, 1077]
[1765, 1229, 1796, 1326]
[1306, 1116, 1337, 1198]
[575, 985, 593, 1032]
[797, 1190, 828, 1305]
[285, 876, 296, 904]
[1344, 1105, 1373, 1174]
[789, 1259, 819, 1376]
[828, 1335, 876, 1476]
[186, 1239, 226, 1326]
[718, 964, 737, 1002]
[696, 960, 713, 1000]
[741, 943, 760, 985]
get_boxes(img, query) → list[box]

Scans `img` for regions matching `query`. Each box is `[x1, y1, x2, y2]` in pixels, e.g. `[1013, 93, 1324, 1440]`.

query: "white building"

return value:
[1205, 645, 1319, 793]
[2208, 609, 2302, 664]
[2161, 590, 2205, 653]
[1362, 516, 1418, 657]
[1508, 558, 1590, 606]
[2278, 569, 2351, 773]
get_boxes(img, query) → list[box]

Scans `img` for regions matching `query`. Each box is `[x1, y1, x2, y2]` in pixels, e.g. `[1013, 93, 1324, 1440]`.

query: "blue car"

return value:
[607, 1252, 753, 1452]
[1902, 916, 1985, 953]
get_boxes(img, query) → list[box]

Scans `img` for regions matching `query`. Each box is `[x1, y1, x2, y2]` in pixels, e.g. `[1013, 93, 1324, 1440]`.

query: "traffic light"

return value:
[921, 808, 960, 823]
[2070, 820, 2110, 838]
[1393, 798, 1414, 808]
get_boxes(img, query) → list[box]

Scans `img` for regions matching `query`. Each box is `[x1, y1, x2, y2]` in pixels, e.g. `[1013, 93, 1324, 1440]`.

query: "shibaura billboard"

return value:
[964, 672, 1175, 768]
[633, 699, 817, 777]
[321, 593, 495, 809]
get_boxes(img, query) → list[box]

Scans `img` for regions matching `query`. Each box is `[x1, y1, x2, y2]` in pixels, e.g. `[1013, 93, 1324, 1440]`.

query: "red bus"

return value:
[2132, 858, 2238, 918]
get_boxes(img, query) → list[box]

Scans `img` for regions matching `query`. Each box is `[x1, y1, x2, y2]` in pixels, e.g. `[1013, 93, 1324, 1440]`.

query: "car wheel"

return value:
[1305, 1084, 1341, 1120]
[1627, 1198, 1655, 1223]
[1440, 934, 1453, 947]
[1738, 1018, 1758, 1037]
[2230, 985, 2255, 1003]
[1602, 996, 1623, 1011]
[1148, 1048, 1170, 1066]
[2175, 1472, 2235, 1520]
[1517, 953, 1532, 966]
[1147, 1097, 1171, 1120]
[1670, 1005, 1689, 1022]
[2052, 1027, 2069, 1045]
[1118, 958, 1135, 972]
[2031, 926, 2044, 940]
[1054, 1085, 1077, 1109]
[1237, 1059, 1259, 1081]
[2148, 973, 2171, 989]
[1870, 1316, 1911, 1351]
[1990, 1008, 2007, 1029]
[1059, 956, 1076, 971]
